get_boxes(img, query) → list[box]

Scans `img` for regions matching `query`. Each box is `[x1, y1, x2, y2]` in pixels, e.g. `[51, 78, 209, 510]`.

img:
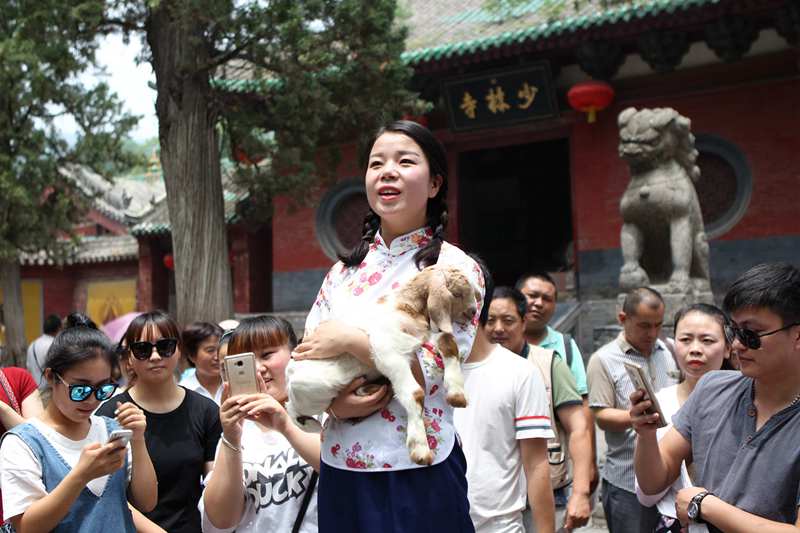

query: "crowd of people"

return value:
[0, 121, 797, 533]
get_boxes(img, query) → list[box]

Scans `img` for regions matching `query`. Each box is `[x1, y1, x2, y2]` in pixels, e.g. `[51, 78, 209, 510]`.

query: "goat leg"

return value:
[436, 332, 467, 408]
[372, 349, 433, 466]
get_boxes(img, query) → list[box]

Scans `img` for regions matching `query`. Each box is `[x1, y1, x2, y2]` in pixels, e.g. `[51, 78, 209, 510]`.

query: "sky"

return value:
[90, 34, 159, 142]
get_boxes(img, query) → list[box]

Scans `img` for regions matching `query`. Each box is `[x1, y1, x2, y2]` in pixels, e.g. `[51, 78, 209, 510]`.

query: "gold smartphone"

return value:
[222, 352, 259, 396]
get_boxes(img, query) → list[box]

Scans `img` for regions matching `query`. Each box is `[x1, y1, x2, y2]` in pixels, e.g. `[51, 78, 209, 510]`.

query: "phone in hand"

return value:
[624, 362, 667, 428]
[108, 429, 133, 447]
[223, 352, 259, 396]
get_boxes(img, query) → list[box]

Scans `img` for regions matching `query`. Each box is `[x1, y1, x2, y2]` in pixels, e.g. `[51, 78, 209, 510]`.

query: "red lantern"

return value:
[163, 253, 175, 271]
[567, 81, 615, 124]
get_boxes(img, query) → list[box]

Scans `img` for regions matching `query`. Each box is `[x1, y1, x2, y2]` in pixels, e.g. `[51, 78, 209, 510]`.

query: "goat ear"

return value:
[427, 269, 455, 334]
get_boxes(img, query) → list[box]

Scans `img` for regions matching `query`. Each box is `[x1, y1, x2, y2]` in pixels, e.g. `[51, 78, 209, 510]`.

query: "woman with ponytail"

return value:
[293, 120, 484, 532]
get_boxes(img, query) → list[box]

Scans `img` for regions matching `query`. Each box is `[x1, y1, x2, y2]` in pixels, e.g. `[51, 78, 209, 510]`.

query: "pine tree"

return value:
[0, 0, 138, 365]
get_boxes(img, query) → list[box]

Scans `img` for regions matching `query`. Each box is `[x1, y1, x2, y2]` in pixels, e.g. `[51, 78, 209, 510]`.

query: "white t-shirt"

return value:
[179, 371, 223, 405]
[199, 420, 318, 533]
[453, 344, 554, 532]
[635, 384, 707, 533]
[0, 416, 131, 522]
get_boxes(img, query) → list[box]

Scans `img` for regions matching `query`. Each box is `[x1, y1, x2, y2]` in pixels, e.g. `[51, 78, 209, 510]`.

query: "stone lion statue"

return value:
[618, 107, 711, 294]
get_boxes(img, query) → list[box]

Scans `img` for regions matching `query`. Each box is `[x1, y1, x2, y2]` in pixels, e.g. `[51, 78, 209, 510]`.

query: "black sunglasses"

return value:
[733, 322, 800, 350]
[56, 374, 118, 402]
[124, 338, 179, 360]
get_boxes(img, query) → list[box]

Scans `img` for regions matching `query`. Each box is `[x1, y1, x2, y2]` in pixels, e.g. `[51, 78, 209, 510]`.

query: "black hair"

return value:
[491, 286, 528, 320]
[515, 271, 558, 299]
[340, 120, 448, 270]
[43, 314, 62, 335]
[673, 303, 737, 371]
[65, 312, 97, 330]
[468, 254, 493, 327]
[182, 321, 224, 367]
[622, 287, 664, 316]
[44, 312, 119, 380]
[723, 262, 800, 325]
[122, 310, 182, 350]
[228, 315, 298, 355]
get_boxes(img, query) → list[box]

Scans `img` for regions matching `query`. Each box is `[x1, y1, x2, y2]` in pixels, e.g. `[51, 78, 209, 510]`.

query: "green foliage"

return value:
[207, 0, 420, 217]
[0, 0, 139, 262]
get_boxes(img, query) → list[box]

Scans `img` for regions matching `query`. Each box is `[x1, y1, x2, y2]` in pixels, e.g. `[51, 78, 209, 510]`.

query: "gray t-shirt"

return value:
[673, 371, 800, 526]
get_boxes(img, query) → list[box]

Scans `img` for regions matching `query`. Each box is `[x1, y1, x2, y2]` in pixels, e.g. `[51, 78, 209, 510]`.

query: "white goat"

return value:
[285, 264, 480, 465]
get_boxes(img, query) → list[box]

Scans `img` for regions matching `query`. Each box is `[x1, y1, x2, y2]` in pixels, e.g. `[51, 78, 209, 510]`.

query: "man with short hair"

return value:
[487, 286, 595, 531]
[633, 263, 800, 531]
[587, 287, 679, 533]
[516, 272, 588, 396]
[454, 268, 555, 533]
[26, 314, 61, 389]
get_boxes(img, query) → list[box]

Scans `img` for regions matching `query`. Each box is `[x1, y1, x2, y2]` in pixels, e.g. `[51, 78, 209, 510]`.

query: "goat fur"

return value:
[285, 265, 480, 465]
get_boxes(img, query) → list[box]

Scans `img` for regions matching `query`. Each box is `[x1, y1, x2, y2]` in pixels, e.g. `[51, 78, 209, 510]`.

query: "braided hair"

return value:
[340, 120, 449, 270]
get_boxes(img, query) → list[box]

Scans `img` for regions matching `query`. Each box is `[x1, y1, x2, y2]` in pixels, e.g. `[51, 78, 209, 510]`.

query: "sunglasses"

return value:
[733, 322, 800, 350]
[124, 338, 179, 360]
[56, 374, 118, 402]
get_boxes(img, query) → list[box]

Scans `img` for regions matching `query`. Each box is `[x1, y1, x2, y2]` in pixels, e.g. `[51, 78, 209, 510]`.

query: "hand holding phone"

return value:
[108, 428, 134, 448]
[624, 362, 667, 429]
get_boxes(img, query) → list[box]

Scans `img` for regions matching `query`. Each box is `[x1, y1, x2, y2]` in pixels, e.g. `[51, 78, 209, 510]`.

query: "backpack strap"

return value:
[562, 333, 574, 368]
[0, 369, 21, 414]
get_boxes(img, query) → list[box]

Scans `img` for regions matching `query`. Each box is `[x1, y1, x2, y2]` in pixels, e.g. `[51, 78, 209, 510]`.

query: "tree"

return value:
[0, 1, 138, 366]
[109, 0, 419, 325]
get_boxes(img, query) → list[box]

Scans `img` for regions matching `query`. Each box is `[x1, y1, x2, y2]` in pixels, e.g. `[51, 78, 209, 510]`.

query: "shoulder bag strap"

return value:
[0, 369, 21, 414]
[563, 333, 574, 368]
[292, 469, 319, 533]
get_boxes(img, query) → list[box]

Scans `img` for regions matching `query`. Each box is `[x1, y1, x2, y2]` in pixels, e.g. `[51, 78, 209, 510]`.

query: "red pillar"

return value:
[137, 238, 168, 311]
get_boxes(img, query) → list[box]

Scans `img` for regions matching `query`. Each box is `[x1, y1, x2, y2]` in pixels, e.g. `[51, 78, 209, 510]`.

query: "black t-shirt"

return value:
[97, 387, 221, 533]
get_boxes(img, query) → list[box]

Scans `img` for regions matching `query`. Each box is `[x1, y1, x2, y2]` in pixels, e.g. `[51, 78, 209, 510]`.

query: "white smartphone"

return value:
[624, 362, 667, 428]
[223, 352, 259, 396]
[108, 429, 133, 447]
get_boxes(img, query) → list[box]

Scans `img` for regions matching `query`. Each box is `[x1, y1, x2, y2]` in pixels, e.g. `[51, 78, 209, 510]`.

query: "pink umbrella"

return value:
[101, 312, 142, 343]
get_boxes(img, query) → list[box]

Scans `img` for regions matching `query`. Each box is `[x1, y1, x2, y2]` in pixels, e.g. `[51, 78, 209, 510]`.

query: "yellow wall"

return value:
[0, 280, 43, 344]
[86, 279, 137, 326]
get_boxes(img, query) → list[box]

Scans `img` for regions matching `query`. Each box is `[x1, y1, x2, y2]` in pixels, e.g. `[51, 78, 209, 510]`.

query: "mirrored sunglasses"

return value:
[128, 338, 179, 360]
[56, 374, 118, 402]
[733, 322, 800, 350]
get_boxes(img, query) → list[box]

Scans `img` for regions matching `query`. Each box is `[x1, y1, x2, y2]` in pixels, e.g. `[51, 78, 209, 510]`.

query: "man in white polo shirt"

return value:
[454, 259, 555, 533]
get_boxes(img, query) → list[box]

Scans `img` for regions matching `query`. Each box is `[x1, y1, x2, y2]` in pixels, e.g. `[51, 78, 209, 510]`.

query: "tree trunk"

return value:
[0, 259, 27, 367]
[146, 3, 234, 325]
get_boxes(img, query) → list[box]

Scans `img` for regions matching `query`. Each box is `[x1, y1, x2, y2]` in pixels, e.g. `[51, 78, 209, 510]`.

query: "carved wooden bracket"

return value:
[576, 41, 624, 80]
[775, 2, 800, 46]
[705, 16, 759, 63]
[637, 31, 690, 73]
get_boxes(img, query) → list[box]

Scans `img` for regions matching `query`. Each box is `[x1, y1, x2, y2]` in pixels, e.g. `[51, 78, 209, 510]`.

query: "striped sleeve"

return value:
[514, 364, 555, 440]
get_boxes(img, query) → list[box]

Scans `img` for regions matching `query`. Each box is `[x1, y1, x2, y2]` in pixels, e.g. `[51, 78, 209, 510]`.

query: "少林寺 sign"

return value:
[443, 63, 558, 131]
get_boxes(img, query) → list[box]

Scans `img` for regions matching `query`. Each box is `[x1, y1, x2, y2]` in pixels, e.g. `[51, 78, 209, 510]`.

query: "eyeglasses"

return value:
[733, 322, 800, 350]
[56, 374, 118, 402]
[125, 338, 179, 360]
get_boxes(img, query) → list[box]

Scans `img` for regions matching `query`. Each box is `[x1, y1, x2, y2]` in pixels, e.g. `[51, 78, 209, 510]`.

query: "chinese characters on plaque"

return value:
[444, 64, 558, 131]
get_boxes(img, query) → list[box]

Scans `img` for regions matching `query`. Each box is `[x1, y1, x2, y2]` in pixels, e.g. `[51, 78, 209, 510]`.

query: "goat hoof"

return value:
[410, 448, 434, 465]
[446, 391, 467, 408]
[296, 416, 323, 433]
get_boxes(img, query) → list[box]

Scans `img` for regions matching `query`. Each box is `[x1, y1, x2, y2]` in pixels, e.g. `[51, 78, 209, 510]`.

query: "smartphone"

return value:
[108, 429, 133, 447]
[624, 362, 667, 428]
[223, 352, 259, 396]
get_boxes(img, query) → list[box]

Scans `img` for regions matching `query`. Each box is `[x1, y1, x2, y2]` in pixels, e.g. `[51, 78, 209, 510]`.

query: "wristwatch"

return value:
[687, 491, 712, 524]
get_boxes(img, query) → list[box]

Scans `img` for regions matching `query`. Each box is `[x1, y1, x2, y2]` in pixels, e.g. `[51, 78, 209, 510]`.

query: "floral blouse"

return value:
[305, 227, 484, 472]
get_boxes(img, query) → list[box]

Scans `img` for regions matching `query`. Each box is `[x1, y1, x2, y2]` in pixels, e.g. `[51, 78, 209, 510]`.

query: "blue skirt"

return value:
[317, 444, 475, 533]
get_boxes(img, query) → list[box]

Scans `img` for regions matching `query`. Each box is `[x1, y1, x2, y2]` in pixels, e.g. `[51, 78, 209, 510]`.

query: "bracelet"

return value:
[328, 406, 340, 421]
[220, 434, 242, 453]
